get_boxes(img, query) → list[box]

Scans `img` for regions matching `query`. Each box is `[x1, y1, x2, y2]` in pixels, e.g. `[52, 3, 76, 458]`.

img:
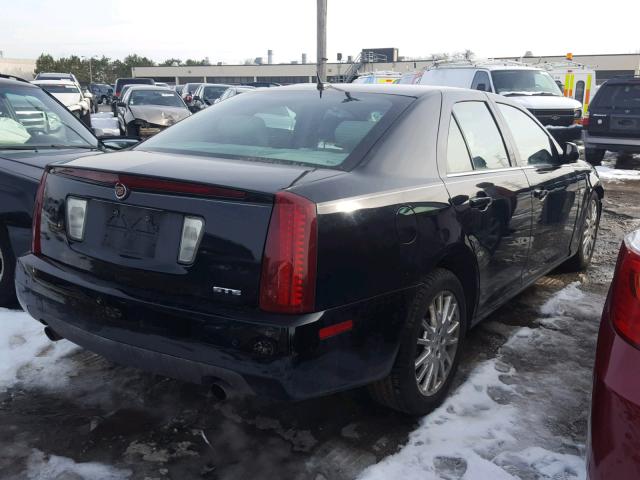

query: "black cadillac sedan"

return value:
[16, 84, 603, 414]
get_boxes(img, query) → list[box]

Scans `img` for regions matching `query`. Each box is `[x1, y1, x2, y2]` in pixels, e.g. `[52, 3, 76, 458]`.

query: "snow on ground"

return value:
[0, 309, 77, 391]
[91, 111, 120, 137]
[596, 165, 640, 181]
[359, 283, 603, 480]
[25, 449, 131, 480]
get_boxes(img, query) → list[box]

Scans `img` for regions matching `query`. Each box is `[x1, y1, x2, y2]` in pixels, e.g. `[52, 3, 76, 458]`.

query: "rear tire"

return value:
[585, 148, 605, 166]
[563, 193, 600, 272]
[0, 227, 17, 307]
[369, 268, 467, 415]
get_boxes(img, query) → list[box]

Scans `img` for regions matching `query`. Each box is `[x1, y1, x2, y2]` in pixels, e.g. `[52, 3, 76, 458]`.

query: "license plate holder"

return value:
[102, 204, 162, 259]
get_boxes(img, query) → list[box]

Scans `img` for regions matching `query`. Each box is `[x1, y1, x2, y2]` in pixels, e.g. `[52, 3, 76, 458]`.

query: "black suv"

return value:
[88, 83, 113, 105]
[584, 75, 640, 165]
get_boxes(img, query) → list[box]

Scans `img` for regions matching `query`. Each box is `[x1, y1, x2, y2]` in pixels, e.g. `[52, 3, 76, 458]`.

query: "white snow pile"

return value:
[26, 449, 131, 480]
[0, 308, 77, 391]
[90, 112, 120, 137]
[360, 282, 602, 480]
[595, 165, 640, 181]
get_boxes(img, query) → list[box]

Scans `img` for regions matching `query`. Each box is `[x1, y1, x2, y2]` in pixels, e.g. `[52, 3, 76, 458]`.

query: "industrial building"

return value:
[132, 51, 640, 86]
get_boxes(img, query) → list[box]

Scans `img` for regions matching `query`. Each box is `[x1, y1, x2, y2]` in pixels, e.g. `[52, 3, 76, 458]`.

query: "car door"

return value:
[495, 101, 584, 279]
[438, 91, 533, 316]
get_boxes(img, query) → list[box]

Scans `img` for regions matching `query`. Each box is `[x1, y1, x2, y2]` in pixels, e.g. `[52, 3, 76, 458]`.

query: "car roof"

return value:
[126, 85, 178, 92]
[0, 75, 38, 87]
[269, 83, 454, 98]
[603, 75, 640, 86]
[37, 72, 74, 77]
[32, 79, 78, 86]
[200, 83, 232, 88]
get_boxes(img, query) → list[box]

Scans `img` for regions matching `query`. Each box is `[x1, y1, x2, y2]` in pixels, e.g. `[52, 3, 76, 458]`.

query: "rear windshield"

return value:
[592, 83, 640, 109]
[138, 89, 413, 169]
[115, 78, 154, 93]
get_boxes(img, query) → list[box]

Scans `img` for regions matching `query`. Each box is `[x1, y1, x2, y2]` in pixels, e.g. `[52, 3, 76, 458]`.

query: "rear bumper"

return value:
[588, 304, 640, 479]
[16, 254, 408, 400]
[583, 132, 640, 153]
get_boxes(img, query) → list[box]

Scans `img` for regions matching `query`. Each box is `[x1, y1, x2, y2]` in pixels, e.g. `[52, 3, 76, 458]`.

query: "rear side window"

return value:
[498, 104, 555, 166]
[592, 83, 640, 109]
[452, 102, 510, 170]
[574, 81, 585, 102]
[446, 118, 472, 173]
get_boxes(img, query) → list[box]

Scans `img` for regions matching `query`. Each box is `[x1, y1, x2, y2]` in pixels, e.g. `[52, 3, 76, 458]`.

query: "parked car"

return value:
[16, 84, 602, 414]
[243, 82, 281, 88]
[116, 85, 191, 137]
[88, 83, 113, 105]
[419, 60, 583, 143]
[0, 74, 137, 306]
[180, 83, 204, 108]
[395, 72, 423, 84]
[191, 83, 232, 111]
[173, 84, 183, 95]
[352, 71, 402, 84]
[215, 85, 256, 103]
[588, 228, 640, 479]
[112, 77, 154, 113]
[31, 79, 92, 127]
[583, 75, 640, 165]
[35, 73, 98, 113]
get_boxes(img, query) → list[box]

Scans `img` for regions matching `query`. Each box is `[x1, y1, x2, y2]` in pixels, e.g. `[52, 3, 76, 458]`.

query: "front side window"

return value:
[452, 102, 510, 170]
[139, 90, 413, 169]
[446, 117, 472, 173]
[471, 71, 491, 92]
[0, 85, 97, 148]
[491, 70, 562, 96]
[498, 104, 555, 166]
[203, 86, 228, 101]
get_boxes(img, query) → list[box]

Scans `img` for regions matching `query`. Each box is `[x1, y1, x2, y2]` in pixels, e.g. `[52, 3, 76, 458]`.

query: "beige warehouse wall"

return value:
[0, 58, 36, 80]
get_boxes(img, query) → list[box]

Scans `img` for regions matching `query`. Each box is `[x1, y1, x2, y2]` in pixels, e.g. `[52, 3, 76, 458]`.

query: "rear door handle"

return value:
[469, 196, 492, 210]
[534, 189, 549, 200]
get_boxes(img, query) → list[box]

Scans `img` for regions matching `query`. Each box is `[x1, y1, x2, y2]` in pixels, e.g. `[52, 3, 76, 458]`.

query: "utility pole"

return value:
[317, 0, 327, 82]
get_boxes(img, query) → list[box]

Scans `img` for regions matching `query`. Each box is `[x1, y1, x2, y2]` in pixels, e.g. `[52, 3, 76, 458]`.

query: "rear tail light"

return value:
[66, 197, 88, 241]
[186, 95, 192, 102]
[32, 170, 48, 254]
[259, 191, 317, 314]
[611, 230, 640, 348]
[582, 115, 590, 128]
[178, 216, 204, 264]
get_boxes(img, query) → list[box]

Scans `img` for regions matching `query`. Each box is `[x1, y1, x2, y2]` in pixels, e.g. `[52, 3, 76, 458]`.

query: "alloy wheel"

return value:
[415, 290, 460, 396]
[582, 199, 598, 259]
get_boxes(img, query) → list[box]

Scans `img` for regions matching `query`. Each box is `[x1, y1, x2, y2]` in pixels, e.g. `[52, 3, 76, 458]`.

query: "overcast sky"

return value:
[2, 0, 639, 63]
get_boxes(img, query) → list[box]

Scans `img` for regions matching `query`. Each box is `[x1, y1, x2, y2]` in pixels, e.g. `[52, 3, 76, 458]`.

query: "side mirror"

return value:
[563, 142, 580, 163]
[117, 101, 126, 108]
[476, 83, 487, 92]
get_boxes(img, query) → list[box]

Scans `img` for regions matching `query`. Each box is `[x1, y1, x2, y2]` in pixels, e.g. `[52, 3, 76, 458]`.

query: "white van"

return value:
[419, 60, 583, 142]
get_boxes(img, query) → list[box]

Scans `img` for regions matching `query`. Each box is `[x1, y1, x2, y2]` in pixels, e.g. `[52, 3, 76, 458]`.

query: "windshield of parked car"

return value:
[138, 90, 413, 169]
[203, 86, 228, 100]
[491, 70, 562, 95]
[39, 84, 80, 95]
[129, 90, 185, 107]
[183, 83, 203, 93]
[591, 83, 640, 109]
[0, 85, 98, 149]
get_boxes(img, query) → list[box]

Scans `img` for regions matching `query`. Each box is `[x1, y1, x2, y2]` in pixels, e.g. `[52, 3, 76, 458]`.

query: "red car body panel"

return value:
[588, 258, 640, 479]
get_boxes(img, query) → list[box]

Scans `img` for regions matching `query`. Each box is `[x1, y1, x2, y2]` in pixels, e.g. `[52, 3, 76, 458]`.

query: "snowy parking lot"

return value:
[1, 153, 639, 480]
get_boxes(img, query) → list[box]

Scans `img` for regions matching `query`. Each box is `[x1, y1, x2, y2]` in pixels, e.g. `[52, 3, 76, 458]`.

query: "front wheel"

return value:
[369, 268, 467, 415]
[563, 193, 600, 272]
[585, 148, 605, 166]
